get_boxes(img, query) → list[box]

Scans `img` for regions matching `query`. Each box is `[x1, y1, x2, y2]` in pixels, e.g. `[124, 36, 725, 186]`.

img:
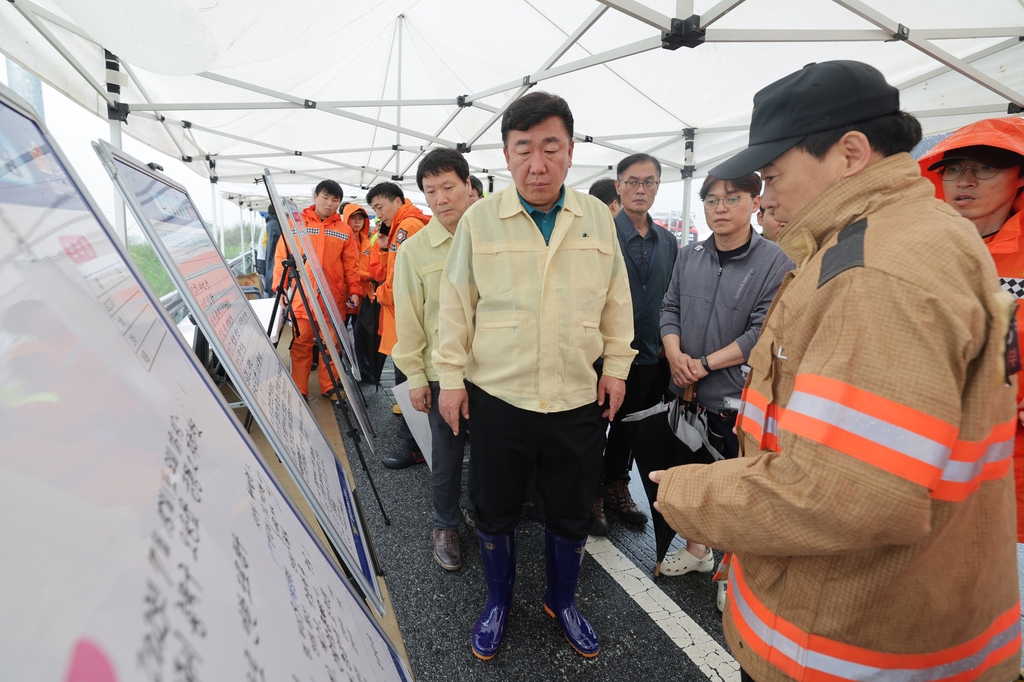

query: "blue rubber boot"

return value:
[472, 530, 516, 660]
[543, 528, 600, 657]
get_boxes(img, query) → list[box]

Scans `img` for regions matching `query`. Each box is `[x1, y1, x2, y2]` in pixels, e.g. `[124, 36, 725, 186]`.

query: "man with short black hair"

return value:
[652, 61, 1020, 682]
[588, 178, 621, 215]
[435, 91, 635, 660]
[366, 181, 430, 469]
[468, 175, 484, 203]
[586, 153, 677, 535]
[393, 148, 476, 571]
[756, 205, 785, 242]
[272, 179, 361, 401]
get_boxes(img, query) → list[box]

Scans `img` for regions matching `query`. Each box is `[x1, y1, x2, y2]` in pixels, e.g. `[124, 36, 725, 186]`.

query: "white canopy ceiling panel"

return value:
[2, 0, 1022, 201]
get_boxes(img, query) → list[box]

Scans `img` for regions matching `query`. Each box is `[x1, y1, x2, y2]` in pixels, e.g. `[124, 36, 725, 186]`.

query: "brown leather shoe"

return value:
[433, 528, 461, 571]
[605, 479, 648, 526]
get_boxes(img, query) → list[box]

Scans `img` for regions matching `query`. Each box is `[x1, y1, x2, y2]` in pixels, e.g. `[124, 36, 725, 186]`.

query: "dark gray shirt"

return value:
[623, 217, 659, 283]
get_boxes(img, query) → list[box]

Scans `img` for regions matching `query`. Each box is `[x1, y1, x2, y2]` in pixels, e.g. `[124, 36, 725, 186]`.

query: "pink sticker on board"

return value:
[64, 639, 118, 682]
[58, 235, 97, 264]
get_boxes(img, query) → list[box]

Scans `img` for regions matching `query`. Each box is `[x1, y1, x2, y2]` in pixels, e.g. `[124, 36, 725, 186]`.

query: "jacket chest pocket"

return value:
[473, 241, 544, 299]
[471, 310, 538, 391]
[562, 239, 614, 307]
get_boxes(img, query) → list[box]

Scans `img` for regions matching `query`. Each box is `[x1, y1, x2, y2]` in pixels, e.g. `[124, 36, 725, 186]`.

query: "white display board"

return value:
[264, 172, 376, 452]
[0, 86, 408, 681]
[93, 142, 384, 613]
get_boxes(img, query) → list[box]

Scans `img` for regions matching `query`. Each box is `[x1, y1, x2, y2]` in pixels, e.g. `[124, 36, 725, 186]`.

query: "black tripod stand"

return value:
[272, 254, 390, 527]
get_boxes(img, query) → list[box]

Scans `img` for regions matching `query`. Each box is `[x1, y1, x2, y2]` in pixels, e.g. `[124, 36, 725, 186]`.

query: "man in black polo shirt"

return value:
[591, 153, 678, 534]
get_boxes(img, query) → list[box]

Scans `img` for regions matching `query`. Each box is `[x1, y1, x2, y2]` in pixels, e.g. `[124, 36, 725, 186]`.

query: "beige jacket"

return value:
[433, 185, 636, 413]
[657, 154, 1020, 682]
[392, 217, 453, 388]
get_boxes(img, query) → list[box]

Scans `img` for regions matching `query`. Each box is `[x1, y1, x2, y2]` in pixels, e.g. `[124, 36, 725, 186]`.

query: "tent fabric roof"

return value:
[2, 0, 1023, 200]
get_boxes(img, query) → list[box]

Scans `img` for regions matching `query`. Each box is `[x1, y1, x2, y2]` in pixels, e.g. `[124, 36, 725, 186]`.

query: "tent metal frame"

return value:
[5, 0, 1024, 229]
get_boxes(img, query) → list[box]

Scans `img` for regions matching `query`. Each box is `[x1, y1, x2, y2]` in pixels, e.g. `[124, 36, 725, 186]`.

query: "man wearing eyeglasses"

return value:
[919, 117, 1024, 547]
[654, 171, 792, 578]
[587, 153, 678, 536]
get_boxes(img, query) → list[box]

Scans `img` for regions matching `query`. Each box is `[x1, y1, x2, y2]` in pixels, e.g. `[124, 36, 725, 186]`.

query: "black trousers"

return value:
[704, 410, 739, 460]
[467, 383, 605, 541]
[600, 361, 669, 494]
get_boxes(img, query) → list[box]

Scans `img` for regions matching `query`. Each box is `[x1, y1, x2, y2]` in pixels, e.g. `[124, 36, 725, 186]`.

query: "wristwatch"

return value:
[701, 355, 711, 373]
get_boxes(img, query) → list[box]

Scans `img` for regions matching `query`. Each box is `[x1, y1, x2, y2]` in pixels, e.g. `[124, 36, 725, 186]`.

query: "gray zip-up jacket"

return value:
[660, 228, 793, 411]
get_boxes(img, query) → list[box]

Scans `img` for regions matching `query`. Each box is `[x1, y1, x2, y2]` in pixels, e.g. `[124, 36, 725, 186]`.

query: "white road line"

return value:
[586, 536, 741, 682]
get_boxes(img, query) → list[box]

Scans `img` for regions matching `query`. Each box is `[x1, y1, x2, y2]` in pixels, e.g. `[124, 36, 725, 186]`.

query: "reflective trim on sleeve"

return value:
[729, 558, 1021, 682]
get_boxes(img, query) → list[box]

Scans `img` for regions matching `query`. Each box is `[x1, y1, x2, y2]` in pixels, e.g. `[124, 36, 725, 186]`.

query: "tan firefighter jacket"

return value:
[657, 153, 1020, 682]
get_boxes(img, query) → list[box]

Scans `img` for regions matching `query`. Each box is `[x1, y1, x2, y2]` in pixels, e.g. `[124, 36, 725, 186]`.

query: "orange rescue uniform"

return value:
[376, 199, 429, 355]
[272, 205, 361, 396]
[919, 116, 1024, 541]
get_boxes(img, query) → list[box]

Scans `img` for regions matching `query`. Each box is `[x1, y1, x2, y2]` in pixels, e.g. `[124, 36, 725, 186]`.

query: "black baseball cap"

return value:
[926, 145, 1024, 171]
[711, 60, 900, 180]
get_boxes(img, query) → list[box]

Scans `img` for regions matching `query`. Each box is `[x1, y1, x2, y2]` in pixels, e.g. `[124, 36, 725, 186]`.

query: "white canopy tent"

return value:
[2, 0, 1023, 241]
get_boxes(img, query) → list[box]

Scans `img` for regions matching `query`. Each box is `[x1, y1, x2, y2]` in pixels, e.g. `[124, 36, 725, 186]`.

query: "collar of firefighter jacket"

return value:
[777, 153, 930, 268]
[425, 216, 453, 248]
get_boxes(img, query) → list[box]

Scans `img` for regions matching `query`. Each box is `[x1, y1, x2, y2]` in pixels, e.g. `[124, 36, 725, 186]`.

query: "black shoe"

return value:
[605, 479, 648, 526]
[381, 449, 425, 470]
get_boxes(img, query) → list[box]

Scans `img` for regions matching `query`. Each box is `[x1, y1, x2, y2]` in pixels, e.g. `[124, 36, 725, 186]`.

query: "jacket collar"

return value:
[614, 209, 656, 240]
[778, 153, 928, 267]
[984, 210, 1023, 255]
[425, 216, 454, 248]
[303, 204, 340, 226]
[499, 183, 581, 220]
[697, 226, 760, 258]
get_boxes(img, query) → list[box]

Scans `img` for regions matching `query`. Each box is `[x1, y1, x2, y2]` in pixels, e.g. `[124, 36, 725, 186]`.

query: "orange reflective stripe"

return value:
[780, 374, 958, 490]
[932, 418, 1016, 501]
[737, 386, 767, 441]
[729, 558, 1021, 681]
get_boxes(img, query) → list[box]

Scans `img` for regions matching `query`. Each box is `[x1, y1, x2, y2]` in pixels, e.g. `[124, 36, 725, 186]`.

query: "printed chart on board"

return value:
[0, 88, 407, 681]
[264, 171, 376, 453]
[92, 142, 384, 612]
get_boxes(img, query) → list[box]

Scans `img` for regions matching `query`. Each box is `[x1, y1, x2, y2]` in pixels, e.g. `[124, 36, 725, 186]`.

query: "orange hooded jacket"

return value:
[342, 203, 374, 301]
[272, 205, 361, 321]
[919, 115, 1024, 540]
[377, 199, 429, 355]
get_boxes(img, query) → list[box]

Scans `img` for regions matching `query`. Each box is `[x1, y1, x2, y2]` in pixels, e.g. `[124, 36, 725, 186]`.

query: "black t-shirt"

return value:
[717, 235, 751, 266]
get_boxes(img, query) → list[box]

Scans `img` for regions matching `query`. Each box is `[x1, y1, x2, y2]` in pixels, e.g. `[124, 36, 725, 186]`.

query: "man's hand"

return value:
[347, 293, 361, 309]
[409, 386, 432, 413]
[687, 356, 709, 381]
[649, 470, 665, 512]
[666, 348, 700, 388]
[597, 375, 626, 421]
[439, 388, 470, 435]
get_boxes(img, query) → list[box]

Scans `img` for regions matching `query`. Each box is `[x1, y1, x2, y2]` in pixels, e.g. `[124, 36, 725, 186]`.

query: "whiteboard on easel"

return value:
[0, 86, 408, 681]
[92, 141, 384, 613]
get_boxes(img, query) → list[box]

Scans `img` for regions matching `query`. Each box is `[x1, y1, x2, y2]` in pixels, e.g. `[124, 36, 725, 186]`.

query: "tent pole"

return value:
[210, 179, 222, 253]
[396, 15, 403, 179]
[682, 127, 695, 242]
[105, 50, 127, 244]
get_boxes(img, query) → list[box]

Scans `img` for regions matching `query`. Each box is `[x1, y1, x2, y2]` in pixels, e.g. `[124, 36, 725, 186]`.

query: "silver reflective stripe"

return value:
[764, 417, 778, 437]
[740, 400, 765, 428]
[786, 392, 951, 468]
[730, 572, 1021, 681]
[942, 439, 1013, 483]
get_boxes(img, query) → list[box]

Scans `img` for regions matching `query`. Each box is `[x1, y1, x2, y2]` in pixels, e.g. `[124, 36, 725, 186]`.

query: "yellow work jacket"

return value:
[433, 185, 636, 413]
[393, 217, 453, 388]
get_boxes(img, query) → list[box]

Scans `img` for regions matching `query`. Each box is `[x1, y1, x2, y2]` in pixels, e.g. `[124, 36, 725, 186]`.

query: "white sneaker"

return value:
[660, 546, 715, 576]
[716, 579, 727, 612]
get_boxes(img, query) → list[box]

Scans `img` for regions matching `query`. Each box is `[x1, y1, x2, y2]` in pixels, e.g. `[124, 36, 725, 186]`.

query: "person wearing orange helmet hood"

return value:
[919, 116, 1024, 542]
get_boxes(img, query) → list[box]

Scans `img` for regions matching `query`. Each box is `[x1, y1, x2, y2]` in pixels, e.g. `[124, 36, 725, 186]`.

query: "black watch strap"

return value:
[701, 355, 711, 373]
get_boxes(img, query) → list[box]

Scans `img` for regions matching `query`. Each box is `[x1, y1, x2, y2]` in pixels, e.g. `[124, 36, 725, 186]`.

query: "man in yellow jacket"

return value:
[434, 92, 636, 660]
[393, 148, 476, 573]
[653, 61, 1020, 682]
